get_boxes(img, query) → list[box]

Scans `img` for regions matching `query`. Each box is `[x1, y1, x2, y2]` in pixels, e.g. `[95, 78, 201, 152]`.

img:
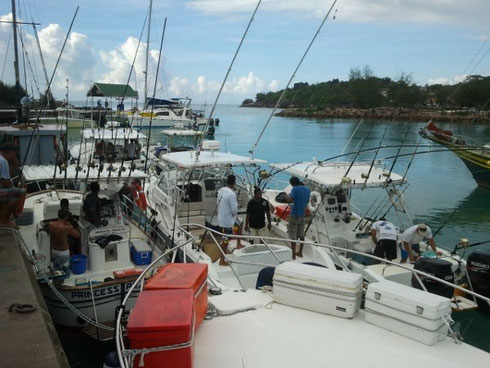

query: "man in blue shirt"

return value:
[286, 176, 310, 259]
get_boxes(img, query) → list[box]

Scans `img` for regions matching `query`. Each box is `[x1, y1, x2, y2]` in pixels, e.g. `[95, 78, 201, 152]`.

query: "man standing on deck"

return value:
[401, 223, 441, 263]
[0, 143, 26, 229]
[83, 182, 102, 226]
[217, 174, 241, 266]
[245, 187, 272, 243]
[49, 209, 81, 271]
[370, 218, 398, 262]
[286, 176, 310, 259]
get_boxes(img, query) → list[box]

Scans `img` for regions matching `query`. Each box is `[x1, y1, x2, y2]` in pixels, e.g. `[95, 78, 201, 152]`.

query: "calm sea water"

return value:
[65, 105, 490, 365]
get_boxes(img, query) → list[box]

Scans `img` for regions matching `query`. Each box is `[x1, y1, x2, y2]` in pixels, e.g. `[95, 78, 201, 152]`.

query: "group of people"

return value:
[215, 174, 311, 265]
[215, 172, 440, 266]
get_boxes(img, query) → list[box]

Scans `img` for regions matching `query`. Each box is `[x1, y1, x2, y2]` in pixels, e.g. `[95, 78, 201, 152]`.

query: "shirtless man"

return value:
[49, 209, 81, 271]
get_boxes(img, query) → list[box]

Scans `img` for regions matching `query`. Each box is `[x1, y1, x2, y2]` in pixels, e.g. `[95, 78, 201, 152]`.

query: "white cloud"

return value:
[269, 79, 280, 91]
[187, 0, 490, 26]
[427, 75, 468, 85]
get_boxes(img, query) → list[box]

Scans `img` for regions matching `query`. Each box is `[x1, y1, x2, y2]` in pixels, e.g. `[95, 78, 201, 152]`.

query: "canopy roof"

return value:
[87, 83, 138, 98]
[23, 165, 148, 182]
[161, 150, 265, 169]
[270, 161, 405, 189]
[161, 129, 203, 137]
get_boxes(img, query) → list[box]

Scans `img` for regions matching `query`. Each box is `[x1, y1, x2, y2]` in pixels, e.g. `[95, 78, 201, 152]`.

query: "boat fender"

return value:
[131, 182, 148, 211]
[309, 191, 321, 211]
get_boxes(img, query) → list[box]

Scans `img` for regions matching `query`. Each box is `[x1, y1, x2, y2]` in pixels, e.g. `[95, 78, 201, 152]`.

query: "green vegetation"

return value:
[0, 81, 26, 108]
[249, 66, 490, 110]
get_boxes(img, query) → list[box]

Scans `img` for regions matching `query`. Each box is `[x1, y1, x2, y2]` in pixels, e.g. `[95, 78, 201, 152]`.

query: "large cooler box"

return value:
[273, 262, 363, 318]
[365, 280, 452, 345]
[128, 289, 194, 368]
[145, 263, 208, 329]
[130, 239, 153, 265]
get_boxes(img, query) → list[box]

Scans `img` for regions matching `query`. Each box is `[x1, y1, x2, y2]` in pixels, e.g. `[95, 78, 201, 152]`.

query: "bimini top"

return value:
[22, 165, 148, 182]
[161, 129, 203, 137]
[270, 161, 405, 189]
[81, 128, 146, 140]
[0, 124, 66, 136]
[161, 150, 266, 169]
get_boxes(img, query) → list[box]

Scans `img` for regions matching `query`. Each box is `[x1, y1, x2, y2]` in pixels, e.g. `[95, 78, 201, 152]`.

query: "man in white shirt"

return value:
[217, 174, 239, 265]
[370, 218, 398, 262]
[401, 223, 441, 263]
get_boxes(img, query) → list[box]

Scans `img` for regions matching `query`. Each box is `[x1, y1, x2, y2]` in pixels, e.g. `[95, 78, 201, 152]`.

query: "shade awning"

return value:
[87, 83, 139, 98]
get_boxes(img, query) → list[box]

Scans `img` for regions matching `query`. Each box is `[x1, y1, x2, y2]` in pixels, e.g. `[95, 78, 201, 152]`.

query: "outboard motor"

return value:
[411, 258, 454, 299]
[467, 249, 490, 310]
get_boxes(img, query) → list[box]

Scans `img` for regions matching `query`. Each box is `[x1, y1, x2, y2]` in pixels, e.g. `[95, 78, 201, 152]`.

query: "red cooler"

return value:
[127, 289, 194, 368]
[145, 263, 208, 329]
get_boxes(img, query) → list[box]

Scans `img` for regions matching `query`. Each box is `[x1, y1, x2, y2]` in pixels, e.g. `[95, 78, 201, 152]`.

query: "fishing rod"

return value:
[343, 124, 374, 179]
[17, 6, 79, 187]
[250, 0, 338, 158]
[386, 126, 411, 181]
[336, 119, 363, 162]
[352, 191, 384, 231]
[432, 207, 459, 238]
[401, 135, 422, 181]
[452, 239, 490, 255]
[362, 124, 390, 189]
[73, 96, 90, 188]
[195, 0, 263, 159]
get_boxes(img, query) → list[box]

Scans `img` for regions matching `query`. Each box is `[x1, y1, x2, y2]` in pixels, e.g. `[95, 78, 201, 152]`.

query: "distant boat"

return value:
[420, 121, 490, 188]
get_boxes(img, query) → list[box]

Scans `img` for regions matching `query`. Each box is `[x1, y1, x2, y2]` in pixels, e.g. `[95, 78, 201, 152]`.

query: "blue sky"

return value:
[1, 0, 489, 104]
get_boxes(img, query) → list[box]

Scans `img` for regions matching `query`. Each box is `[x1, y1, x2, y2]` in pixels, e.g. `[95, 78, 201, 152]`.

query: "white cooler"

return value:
[273, 262, 363, 318]
[365, 280, 452, 345]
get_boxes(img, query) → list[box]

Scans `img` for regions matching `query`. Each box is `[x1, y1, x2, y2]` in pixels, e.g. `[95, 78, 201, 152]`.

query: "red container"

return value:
[275, 204, 311, 220]
[145, 263, 208, 329]
[128, 289, 194, 368]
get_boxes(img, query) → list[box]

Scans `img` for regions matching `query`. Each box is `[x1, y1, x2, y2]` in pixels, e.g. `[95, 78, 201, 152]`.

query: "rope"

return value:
[8, 303, 37, 313]
[2, 227, 114, 331]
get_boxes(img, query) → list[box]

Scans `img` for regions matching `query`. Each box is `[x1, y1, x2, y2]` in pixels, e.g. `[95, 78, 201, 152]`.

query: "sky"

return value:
[1, 0, 489, 104]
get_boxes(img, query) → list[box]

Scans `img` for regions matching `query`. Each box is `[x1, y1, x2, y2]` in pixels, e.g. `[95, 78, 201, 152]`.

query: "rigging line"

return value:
[336, 119, 363, 163]
[432, 207, 458, 239]
[402, 134, 422, 181]
[461, 37, 489, 76]
[18, 6, 79, 186]
[386, 126, 410, 180]
[0, 26, 12, 80]
[18, 28, 41, 97]
[143, 0, 153, 109]
[352, 191, 384, 231]
[250, 0, 338, 158]
[196, 0, 263, 159]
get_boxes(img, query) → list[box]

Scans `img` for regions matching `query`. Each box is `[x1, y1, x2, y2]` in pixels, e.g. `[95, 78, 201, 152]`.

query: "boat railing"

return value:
[178, 222, 490, 306]
[114, 221, 490, 367]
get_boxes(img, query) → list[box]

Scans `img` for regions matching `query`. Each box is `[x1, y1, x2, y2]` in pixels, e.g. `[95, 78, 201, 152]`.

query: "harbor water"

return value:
[65, 104, 490, 365]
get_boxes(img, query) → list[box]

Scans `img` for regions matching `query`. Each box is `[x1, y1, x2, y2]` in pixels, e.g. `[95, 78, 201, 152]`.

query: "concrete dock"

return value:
[0, 229, 69, 368]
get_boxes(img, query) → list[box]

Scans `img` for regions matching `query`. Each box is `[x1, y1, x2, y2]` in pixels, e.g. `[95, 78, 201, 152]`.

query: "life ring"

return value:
[131, 183, 147, 211]
[309, 191, 321, 212]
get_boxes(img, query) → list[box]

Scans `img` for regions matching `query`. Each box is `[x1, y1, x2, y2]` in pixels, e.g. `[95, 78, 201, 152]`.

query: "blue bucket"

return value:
[70, 254, 87, 274]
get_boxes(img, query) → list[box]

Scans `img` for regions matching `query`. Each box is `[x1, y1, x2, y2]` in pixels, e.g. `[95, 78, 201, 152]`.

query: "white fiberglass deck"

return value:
[195, 289, 489, 368]
[271, 161, 405, 188]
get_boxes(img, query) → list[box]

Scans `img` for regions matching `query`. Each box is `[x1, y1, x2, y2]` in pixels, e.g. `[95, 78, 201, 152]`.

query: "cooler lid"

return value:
[145, 263, 208, 292]
[127, 290, 194, 334]
[130, 239, 152, 252]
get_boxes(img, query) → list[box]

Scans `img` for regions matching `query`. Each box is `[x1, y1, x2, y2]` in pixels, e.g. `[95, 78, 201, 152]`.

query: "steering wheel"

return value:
[101, 219, 109, 227]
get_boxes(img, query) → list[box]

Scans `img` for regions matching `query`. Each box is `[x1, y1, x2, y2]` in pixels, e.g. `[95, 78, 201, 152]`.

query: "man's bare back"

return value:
[49, 219, 80, 251]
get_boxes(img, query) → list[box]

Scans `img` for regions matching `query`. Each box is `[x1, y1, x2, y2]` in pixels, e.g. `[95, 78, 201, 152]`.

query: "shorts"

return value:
[250, 227, 268, 237]
[374, 239, 397, 261]
[400, 243, 421, 260]
[288, 216, 305, 240]
[52, 249, 70, 271]
[220, 227, 234, 236]
[0, 187, 25, 204]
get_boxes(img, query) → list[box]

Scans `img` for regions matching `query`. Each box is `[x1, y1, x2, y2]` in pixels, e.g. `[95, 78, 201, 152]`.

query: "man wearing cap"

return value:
[401, 223, 441, 263]
[245, 187, 272, 243]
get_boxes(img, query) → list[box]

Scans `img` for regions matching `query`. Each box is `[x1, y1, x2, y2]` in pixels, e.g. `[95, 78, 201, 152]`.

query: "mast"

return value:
[11, 0, 22, 122]
[143, 0, 152, 109]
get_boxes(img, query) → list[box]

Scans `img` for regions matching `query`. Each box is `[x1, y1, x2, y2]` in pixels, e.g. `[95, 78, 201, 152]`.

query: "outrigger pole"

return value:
[343, 124, 374, 179]
[250, 0, 338, 158]
[362, 124, 390, 189]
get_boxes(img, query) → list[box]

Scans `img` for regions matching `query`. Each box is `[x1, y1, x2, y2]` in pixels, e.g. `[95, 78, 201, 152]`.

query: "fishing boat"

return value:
[69, 127, 149, 169]
[132, 98, 209, 128]
[419, 120, 490, 188]
[13, 166, 169, 334]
